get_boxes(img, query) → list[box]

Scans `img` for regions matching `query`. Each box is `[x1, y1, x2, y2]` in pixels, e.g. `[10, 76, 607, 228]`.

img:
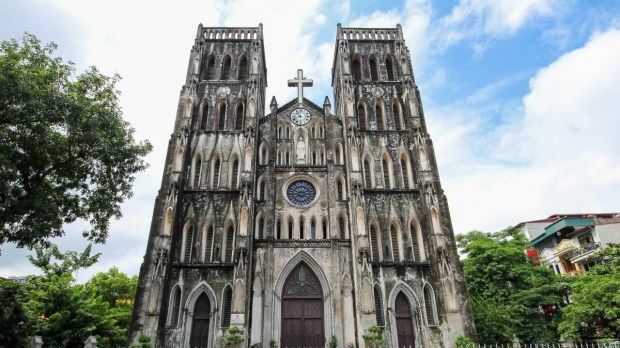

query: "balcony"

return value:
[568, 242, 602, 262]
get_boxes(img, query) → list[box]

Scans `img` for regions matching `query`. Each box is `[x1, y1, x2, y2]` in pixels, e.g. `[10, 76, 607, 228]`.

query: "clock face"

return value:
[290, 108, 311, 125]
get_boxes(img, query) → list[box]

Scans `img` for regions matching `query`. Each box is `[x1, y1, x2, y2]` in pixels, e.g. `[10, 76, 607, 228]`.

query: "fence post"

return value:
[29, 336, 43, 348]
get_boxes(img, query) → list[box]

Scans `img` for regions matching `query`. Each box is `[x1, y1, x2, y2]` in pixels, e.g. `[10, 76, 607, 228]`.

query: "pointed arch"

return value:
[238, 55, 248, 80]
[287, 215, 294, 239]
[374, 284, 385, 326]
[218, 103, 227, 130]
[382, 154, 393, 189]
[387, 282, 423, 348]
[223, 223, 235, 263]
[168, 284, 182, 327]
[204, 222, 215, 262]
[386, 55, 396, 81]
[401, 154, 412, 189]
[310, 217, 317, 239]
[200, 101, 209, 130]
[174, 148, 184, 173]
[230, 155, 240, 189]
[187, 283, 216, 348]
[276, 217, 282, 239]
[393, 100, 404, 130]
[182, 220, 195, 263]
[363, 154, 374, 188]
[221, 55, 232, 80]
[221, 285, 233, 327]
[334, 142, 343, 165]
[322, 216, 328, 240]
[419, 148, 430, 171]
[205, 55, 216, 80]
[163, 207, 173, 236]
[259, 142, 268, 165]
[193, 155, 202, 188]
[423, 283, 438, 325]
[255, 211, 265, 239]
[338, 213, 348, 239]
[244, 147, 253, 171]
[369, 221, 381, 261]
[351, 147, 360, 171]
[357, 102, 368, 130]
[390, 222, 402, 262]
[431, 207, 442, 236]
[352, 56, 362, 81]
[234, 102, 244, 130]
[376, 102, 385, 130]
[369, 56, 379, 81]
[410, 219, 423, 262]
[299, 215, 306, 239]
[211, 155, 221, 189]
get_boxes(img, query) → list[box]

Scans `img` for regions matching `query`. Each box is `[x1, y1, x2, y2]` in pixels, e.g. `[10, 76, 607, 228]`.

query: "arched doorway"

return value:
[395, 292, 415, 348]
[281, 262, 325, 347]
[190, 293, 211, 348]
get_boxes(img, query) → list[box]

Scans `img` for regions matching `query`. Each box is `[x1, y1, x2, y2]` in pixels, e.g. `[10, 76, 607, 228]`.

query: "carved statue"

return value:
[296, 136, 306, 160]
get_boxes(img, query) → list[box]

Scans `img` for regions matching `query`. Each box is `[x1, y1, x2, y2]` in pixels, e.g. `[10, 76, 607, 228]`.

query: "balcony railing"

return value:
[568, 242, 602, 261]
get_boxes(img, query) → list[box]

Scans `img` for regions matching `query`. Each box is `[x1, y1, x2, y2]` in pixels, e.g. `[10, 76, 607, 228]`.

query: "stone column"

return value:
[250, 274, 264, 346]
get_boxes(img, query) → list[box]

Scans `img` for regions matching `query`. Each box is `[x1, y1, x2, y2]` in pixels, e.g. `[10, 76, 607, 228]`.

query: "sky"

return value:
[1, 0, 619, 282]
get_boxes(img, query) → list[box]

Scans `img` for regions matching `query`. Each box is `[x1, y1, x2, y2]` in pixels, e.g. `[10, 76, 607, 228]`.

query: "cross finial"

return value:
[288, 69, 313, 104]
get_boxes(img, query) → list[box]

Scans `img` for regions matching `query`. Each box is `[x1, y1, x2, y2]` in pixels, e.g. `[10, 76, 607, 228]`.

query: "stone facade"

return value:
[128, 23, 476, 348]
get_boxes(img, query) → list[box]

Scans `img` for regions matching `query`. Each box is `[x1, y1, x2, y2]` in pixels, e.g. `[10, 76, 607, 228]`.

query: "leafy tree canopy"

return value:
[0, 33, 152, 250]
[457, 227, 568, 344]
[0, 279, 35, 347]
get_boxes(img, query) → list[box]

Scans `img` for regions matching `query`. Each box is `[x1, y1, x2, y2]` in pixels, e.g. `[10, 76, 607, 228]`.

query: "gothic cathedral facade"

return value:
[129, 23, 476, 348]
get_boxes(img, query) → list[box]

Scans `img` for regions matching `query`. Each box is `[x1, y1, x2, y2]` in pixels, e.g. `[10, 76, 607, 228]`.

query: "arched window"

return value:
[410, 220, 421, 262]
[183, 222, 194, 262]
[393, 102, 403, 130]
[424, 284, 438, 325]
[276, 218, 282, 239]
[374, 285, 385, 326]
[376, 104, 384, 130]
[390, 224, 400, 262]
[234, 103, 244, 130]
[259, 143, 268, 165]
[205, 224, 214, 262]
[336, 179, 343, 200]
[193, 156, 202, 188]
[256, 177, 266, 201]
[218, 104, 226, 130]
[221, 55, 231, 80]
[334, 143, 342, 165]
[353, 57, 362, 81]
[370, 224, 380, 261]
[169, 285, 182, 327]
[401, 156, 410, 189]
[238, 55, 248, 80]
[364, 156, 373, 188]
[200, 103, 209, 130]
[339, 215, 347, 239]
[300, 216, 305, 239]
[386, 56, 396, 81]
[222, 287, 232, 327]
[224, 225, 234, 263]
[287, 217, 294, 239]
[311, 218, 316, 239]
[205, 56, 216, 80]
[370, 57, 379, 81]
[231, 157, 239, 189]
[212, 157, 221, 189]
[382, 157, 390, 188]
[322, 217, 328, 239]
[357, 103, 367, 130]
[256, 214, 264, 239]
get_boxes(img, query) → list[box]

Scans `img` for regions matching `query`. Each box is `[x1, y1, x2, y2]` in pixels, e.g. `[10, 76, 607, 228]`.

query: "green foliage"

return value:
[329, 335, 338, 348]
[0, 279, 35, 347]
[224, 327, 245, 347]
[129, 334, 153, 348]
[457, 228, 568, 344]
[362, 325, 384, 347]
[27, 243, 100, 278]
[0, 33, 152, 251]
[455, 335, 477, 348]
[558, 243, 620, 340]
[269, 339, 278, 348]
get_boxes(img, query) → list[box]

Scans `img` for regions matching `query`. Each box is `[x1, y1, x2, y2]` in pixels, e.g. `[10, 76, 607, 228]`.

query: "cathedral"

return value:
[128, 23, 476, 348]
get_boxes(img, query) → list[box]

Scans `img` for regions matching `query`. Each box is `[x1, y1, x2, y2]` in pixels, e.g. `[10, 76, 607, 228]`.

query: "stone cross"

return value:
[288, 69, 313, 104]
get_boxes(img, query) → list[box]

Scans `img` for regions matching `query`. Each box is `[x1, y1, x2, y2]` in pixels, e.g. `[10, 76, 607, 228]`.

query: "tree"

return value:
[0, 279, 35, 347]
[559, 243, 620, 340]
[457, 228, 568, 344]
[0, 33, 152, 250]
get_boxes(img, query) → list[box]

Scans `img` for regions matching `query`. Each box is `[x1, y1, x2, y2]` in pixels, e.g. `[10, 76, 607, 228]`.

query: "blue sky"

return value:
[1, 0, 619, 282]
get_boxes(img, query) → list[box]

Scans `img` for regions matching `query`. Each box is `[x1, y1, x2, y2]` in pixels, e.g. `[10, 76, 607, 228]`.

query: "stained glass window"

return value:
[287, 180, 316, 206]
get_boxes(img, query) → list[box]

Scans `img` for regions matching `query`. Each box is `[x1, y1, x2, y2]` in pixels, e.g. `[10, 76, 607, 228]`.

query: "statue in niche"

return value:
[296, 136, 306, 160]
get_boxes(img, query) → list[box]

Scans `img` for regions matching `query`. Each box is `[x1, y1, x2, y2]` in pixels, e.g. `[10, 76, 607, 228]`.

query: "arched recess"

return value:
[192, 155, 202, 189]
[244, 147, 253, 171]
[272, 252, 333, 346]
[259, 142, 268, 165]
[238, 55, 248, 80]
[369, 56, 379, 81]
[338, 212, 348, 239]
[221, 55, 232, 80]
[223, 222, 235, 263]
[174, 148, 184, 173]
[373, 284, 385, 327]
[363, 154, 374, 188]
[184, 282, 217, 348]
[256, 175, 266, 201]
[221, 285, 233, 327]
[419, 148, 430, 171]
[275, 217, 282, 239]
[357, 102, 368, 130]
[351, 147, 360, 171]
[239, 209, 249, 237]
[229, 155, 240, 189]
[381, 154, 393, 189]
[408, 219, 423, 262]
[375, 102, 385, 130]
[387, 282, 423, 348]
[168, 284, 182, 327]
[248, 97, 257, 118]
[400, 57, 409, 75]
[211, 155, 221, 189]
[423, 283, 439, 326]
[205, 55, 216, 80]
[393, 100, 404, 130]
[336, 175, 346, 200]
[386, 55, 396, 81]
[356, 207, 366, 236]
[182, 220, 195, 263]
[390, 222, 403, 262]
[369, 221, 382, 261]
[321, 216, 328, 240]
[200, 101, 209, 130]
[334, 142, 343, 165]
[203, 222, 215, 262]
[234, 102, 244, 130]
[218, 102, 227, 130]
[431, 207, 442, 236]
[184, 98, 192, 119]
[352, 56, 362, 81]
[401, 154, 412, 189]
[163, 207, 173, 236]
[255, 211, 265, 239]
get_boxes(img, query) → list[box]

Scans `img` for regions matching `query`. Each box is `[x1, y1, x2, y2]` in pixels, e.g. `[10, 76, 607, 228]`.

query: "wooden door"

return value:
[190, 294, 210, 348]
[395, 292, 415, 348]
[281, 263, 324, 348]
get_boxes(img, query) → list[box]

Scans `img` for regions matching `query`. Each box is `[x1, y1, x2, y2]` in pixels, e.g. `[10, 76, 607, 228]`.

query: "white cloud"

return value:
[431, 28, 620, 234]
